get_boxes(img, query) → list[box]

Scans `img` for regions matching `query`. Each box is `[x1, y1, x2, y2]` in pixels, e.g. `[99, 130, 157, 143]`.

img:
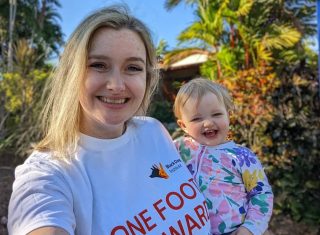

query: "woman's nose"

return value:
[106, 69, 125, 91]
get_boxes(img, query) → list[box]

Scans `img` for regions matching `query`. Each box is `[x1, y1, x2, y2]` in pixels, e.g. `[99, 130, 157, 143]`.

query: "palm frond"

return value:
[256, 42, 273, 62]
[263, 25, 301, 50]
[236, 0, 254, 16]
[164, 0, 197, 10]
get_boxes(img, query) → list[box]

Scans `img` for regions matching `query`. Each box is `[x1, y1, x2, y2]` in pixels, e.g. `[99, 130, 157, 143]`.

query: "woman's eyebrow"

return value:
[126, 57, 146, 64]
[88, 54, 110, 60]
[88, 54, 145, 64]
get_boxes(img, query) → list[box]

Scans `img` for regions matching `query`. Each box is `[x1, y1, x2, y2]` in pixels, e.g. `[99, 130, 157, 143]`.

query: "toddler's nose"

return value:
[203, 119, 214, 128]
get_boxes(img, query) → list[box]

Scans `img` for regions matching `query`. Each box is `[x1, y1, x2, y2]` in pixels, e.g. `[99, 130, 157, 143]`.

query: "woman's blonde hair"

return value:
[35, 5, 159, 159]
[174, 77, 234, 119]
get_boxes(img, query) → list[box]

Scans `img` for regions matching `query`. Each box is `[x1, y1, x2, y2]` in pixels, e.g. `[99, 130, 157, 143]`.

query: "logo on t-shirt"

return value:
[165, 158, 183, 173]
[149, 163, 169, 179]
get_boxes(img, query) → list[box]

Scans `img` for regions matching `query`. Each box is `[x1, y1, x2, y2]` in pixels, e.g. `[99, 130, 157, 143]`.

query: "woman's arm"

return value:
[28, 227, 69, 235]
[8, 153, 75, 235]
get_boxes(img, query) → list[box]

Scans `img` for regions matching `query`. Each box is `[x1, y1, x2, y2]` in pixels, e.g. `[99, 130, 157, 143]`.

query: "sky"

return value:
[58, 0, 196, 49]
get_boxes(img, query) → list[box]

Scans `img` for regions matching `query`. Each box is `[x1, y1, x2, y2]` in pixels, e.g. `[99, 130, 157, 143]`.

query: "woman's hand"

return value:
[230, 226, 253, 235]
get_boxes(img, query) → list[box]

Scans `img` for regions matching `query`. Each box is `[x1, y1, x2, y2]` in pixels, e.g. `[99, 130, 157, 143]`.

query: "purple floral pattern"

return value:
[174, 136, 274, 235]
[232, 147, 257, 167]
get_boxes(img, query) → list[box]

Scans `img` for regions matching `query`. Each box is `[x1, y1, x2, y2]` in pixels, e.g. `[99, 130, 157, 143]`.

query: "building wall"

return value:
[158, 64, 202, 102]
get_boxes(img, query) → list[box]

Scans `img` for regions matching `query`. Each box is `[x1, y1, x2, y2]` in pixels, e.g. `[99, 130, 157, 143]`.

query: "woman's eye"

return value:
[127, 65, 143, 72]
[89, 63, 107, 71]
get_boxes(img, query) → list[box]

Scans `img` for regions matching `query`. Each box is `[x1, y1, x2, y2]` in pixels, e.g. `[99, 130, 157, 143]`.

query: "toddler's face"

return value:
[177, 92, 230, 146]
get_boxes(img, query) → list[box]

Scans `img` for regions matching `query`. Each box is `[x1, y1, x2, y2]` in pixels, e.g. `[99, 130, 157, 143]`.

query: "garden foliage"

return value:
[162, 0, 319, 225]
[0, 68, 49, 158]
[218, 64, 320, 224]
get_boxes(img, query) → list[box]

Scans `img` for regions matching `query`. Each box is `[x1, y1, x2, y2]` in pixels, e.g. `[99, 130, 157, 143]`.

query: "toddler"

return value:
[173, 78, 273, 235]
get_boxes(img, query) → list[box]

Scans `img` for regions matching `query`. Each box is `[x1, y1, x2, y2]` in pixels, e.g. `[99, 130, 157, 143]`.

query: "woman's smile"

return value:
[97, 96, 128, 104]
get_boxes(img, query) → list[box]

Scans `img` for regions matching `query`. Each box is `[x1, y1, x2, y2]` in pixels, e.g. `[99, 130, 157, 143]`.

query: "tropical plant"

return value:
[0, 0, 63, 71]
[156, 39, 169, 58]
[0, 68, 50, 157]
[0, 0, 62, 158]
[163, 0, 303, 79]
[266, 61, 320, 224]
[164, 0, 319, 225]
[220, 66, 280, 158]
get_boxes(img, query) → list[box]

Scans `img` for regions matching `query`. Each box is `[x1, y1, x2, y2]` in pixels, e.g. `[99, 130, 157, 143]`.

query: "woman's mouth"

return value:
[97, 96, 128, 104]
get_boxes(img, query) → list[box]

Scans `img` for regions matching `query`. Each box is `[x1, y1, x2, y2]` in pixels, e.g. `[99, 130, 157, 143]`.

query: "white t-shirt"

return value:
[8, 117, 211, 235]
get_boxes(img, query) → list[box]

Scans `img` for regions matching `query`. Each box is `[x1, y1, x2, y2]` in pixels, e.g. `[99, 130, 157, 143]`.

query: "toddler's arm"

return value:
[173, 136, 195, 170]
[231, 226, 253, 235]
[239, 147, 274, 235]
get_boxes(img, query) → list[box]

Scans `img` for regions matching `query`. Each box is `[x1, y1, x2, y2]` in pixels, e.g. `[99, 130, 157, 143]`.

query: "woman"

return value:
[8, 5, 210, 235]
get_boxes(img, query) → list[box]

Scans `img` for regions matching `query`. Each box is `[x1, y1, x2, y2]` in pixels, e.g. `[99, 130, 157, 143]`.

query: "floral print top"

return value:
[174, 136, 273, 235]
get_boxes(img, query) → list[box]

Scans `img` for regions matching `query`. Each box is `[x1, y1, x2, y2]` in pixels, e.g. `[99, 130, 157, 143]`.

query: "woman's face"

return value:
[79, 28, 147, 138]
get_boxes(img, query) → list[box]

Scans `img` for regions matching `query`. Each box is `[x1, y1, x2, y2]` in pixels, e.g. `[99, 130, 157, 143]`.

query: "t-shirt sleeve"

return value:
[8, 154, 75, 235]
[149, 118, 194, 168]
[237, 147, 274, 235]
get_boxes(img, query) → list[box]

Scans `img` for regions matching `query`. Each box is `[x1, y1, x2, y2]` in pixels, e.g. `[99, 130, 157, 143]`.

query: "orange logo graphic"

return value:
[149, 163, 169, 179]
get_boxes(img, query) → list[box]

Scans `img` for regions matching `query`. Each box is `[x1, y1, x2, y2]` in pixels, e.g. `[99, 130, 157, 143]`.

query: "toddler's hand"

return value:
[230, 226, 253, 235]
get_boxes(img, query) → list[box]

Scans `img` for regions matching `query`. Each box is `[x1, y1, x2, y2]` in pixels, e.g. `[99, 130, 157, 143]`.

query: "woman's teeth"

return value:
[98, 97, 126, 104]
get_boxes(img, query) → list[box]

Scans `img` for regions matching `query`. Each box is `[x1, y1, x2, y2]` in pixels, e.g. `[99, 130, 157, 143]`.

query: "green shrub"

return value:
[148, 100, 175, 124]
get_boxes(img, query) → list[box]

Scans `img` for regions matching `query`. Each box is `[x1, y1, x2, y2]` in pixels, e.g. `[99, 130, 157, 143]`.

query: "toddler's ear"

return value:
[177, 119, 186, 130]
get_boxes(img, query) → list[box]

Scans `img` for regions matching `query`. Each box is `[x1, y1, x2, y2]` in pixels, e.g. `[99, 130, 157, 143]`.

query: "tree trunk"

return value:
[214, 45, 222, 79]
[39, 0, 47, 30]
[230, 24, 235, 49]
[8, 0, 17, 72]
[244, 43, 250, 69]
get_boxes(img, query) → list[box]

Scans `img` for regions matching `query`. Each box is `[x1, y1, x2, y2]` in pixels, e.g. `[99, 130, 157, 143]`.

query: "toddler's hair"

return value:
[174, 77, 234, 119]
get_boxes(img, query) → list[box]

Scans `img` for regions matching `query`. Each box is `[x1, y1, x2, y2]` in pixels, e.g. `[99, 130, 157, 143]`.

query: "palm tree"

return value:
[0, 0, 63, 70]
[17, 0, 63, 61]
[163, 0, 303, 79]
[163, 0, 225, 78]
[8, 0, 17, 72]
[237, 0, 303, 67]
[163, 0, 253, 78]
[156, 39, 169, 61]
[0, 0, 63, 158]
[0, 1, 9, 71]
[164, 0, 198, 11]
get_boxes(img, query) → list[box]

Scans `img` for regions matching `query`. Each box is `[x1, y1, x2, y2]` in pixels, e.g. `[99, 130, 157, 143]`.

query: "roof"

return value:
[169, 53, 208, 69]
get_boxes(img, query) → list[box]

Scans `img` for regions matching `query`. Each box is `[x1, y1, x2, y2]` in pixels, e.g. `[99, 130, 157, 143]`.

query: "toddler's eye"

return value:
[212, 113, 223, 117]
[191, 117, 201, 122]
